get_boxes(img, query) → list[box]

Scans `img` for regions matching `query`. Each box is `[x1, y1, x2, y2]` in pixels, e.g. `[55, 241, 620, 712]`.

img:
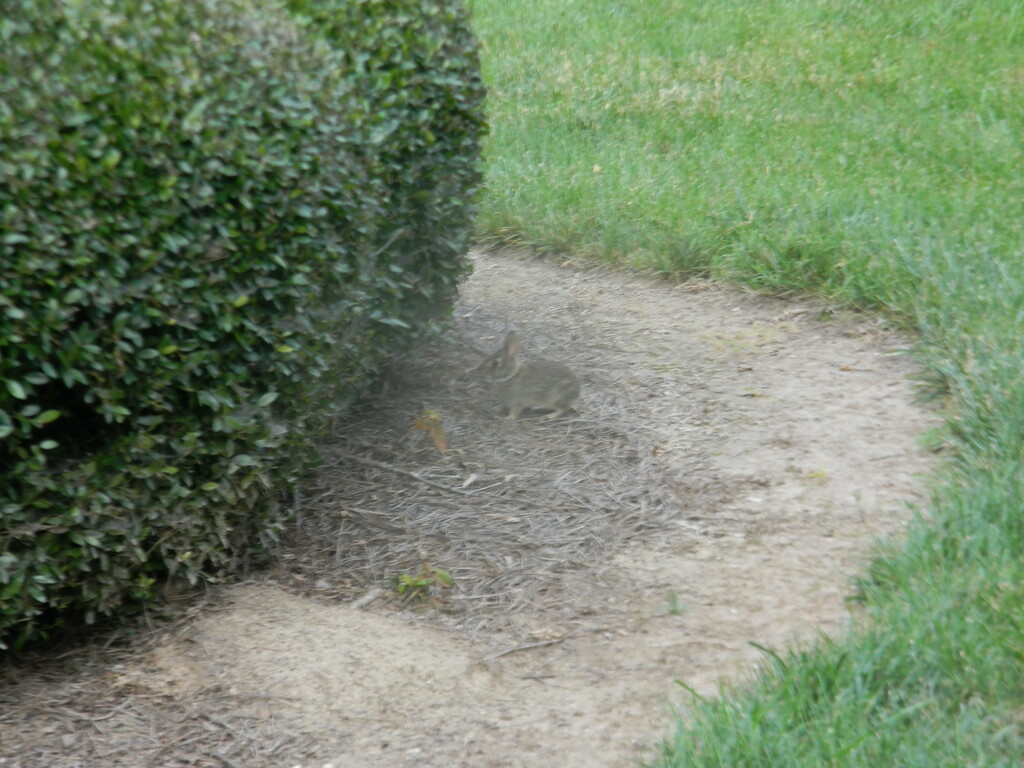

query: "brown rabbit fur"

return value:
[476, 332, 580, 420]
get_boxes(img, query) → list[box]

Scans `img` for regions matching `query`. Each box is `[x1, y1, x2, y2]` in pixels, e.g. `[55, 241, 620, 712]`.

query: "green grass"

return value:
[468, 0, 1024, 765]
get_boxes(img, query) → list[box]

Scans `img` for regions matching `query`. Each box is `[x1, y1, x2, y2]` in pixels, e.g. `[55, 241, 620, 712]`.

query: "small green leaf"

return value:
[34, 410, 61, 425]
[6, 380, 27, 399]
[257, 391, 279, 406]
[101, 148, 122, 170]
[0, 572, 25, 600]
[374, 317, 412, 328]
[197, 391, 221, 409]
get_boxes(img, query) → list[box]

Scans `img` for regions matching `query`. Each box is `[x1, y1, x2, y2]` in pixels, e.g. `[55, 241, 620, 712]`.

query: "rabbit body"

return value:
[477, 332, 580, 420]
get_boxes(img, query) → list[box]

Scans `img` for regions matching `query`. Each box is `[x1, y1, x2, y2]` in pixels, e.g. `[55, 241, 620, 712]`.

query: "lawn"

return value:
[468, 0, 1024, 764]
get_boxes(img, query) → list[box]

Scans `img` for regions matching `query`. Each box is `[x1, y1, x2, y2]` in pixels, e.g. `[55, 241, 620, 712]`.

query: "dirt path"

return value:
[1, 250, 936, 768]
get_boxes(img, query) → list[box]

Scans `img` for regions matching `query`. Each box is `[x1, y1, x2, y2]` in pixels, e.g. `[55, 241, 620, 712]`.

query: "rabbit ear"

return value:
[504, 332, 522, 356]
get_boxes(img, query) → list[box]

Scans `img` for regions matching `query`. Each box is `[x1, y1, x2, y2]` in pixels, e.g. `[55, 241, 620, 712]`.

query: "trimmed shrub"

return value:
[0, 0, 485, 649]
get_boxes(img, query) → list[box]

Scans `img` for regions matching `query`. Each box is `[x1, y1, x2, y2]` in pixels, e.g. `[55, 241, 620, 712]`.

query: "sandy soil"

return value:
[0, 250, 937, 768]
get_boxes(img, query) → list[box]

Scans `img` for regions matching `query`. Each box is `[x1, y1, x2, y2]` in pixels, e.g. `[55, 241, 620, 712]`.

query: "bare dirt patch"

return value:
[1, 250, 937, 768]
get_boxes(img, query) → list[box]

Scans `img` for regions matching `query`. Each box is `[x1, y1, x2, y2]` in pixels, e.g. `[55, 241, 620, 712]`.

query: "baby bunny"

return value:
[476, 332, 580, 420]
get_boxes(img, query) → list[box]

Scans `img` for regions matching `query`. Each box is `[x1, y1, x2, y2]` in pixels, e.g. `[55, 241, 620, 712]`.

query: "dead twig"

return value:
[333, 453, 478, 497]
[209, 752, 245, 768]
[486, 636, 569, 661]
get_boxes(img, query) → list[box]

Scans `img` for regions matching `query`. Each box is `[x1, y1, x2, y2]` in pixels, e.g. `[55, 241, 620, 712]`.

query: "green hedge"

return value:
[0, 0, 485, 649]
